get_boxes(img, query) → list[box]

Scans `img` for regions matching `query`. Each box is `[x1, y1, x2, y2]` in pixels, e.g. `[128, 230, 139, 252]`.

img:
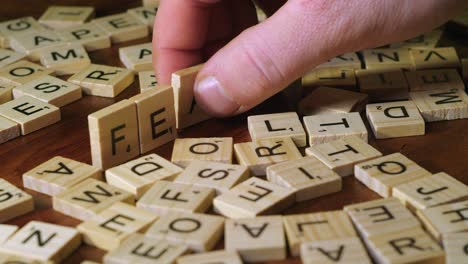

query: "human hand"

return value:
[153, 0, 466, 117]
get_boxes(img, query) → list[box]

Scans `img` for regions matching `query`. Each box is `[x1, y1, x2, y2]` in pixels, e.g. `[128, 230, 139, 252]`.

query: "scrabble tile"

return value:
[119, 42, 152, 72]
[171, 64, 210, 129]
[256, 6, 267, 22]
[103, 233, 188, 264]
[143, 0, 160, 8]
[68, 64, 134, 98]
[405, 68, 465, 91]
[410, 47, 461, 70]
[0, 116, 20, 144]
[138, 70, 157, 92]
[0, 48, 26, 68]
[0, 224, 18, 244]
[53, 178, 134, 221]
[127, 6, 157, 29]
[0, 253, 52, 264]
[9, 30, 64, 61]
[315, 52, 361, 70]
[177, 250, 242, 264]
[366, 100, 425, 139]
[358, 69, 409, 102]
[171, 137, 233, 168]
[344, 198, 421, 240]
[302, 68, 356, 88]
[0, 17, 44, 48]
[410, 87, 468, 122]
[267, 156, 342, 202]
[0, 96, 60, 135]
[88, 99, 140, 169]
[0, 179, 34, 223]
[462, 58, 468, 82]
[443, 232, 468, 264]
[213, 177, 295, 219]
[0, 60, 54, 86]
[225, 216, 286, 262]
[247, 112, 307, 147]
[39, 6, 95, 29]
[416, 200, 468, 241]
[354, 153, 431, 197]
[362, 48, 414, 71]
[0, 81, 15, 104]
[298, 86, 368, 116]
[303, 112, 368, 146]
[13, 75, 82, 107]
[305, 136, 382, 177]
[130, 85, 177, 153]
[390, 30, 443, 49]
[94, 13, 149, 43]
[145, 212, 224, 252]
[300, 237, 372, 264]
[137, 180, 215, 215]
[23, 156, 102, 196]
[77, 202, 158, 251]
[39, 43, 91, 76]
[106, 153, 183, 199]
[366, 228, 444, 264]
[234, 137, 302, 176]
[57, 22, 111, 52]
[393, 172, 468, 212]
[174, 160, 250, 194]
[283, 211, 357, 256]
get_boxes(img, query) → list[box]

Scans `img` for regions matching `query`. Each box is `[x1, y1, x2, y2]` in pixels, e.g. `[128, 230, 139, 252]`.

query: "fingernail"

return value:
[195, 76, 240, 117]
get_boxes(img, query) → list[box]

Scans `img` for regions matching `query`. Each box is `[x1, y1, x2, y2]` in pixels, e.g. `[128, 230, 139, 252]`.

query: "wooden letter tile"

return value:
[39, 43, 91, 76]
[9, 30, 64, 61]
[302, 68, 356, 88]
[57, 22, 111, 52]
[366, 100, 425, 139]
[234, 137, 302, 176]
[106, 153, 183, 199]
[0, 179, 34, 223]
[410, 87, 468, 122]
[53, 178, 134, 220]
[390, 30, 443, 49]
[0, 48, 26, 68]
[177, 250, 242, 264]
[130, 85, 177, 153]
[393, 172, 468, 212]
[88, 99, 140, 169]
[77, 202, 157, 251]
[314, 52, 361, 70]
[39, 6, 95, 29]
[443, 232, 468, 264]
[247, 112, 306, 147]
[127, 6, 157, 29]
[354, 153, 431, 197]
[305, 135, 382, 177]
[410, 47, 461, 70]
[119, 42, 152, 72]
[174, 160, 250, 194]
[283, 211, 357, 256]
[143, 0, 160, 7]
[298, 86, 368, 116]
[358, 69, 409, 102]
[362, 48, 414, 71]
[145, 212, 224, 252]
[23, 156, 102, 196]
[0, 60, 53, 86]
[171, 137, 233, 168]
[213, 177, 295, 219]
[301, 237, 372, 264]
[0, 224, 18, 244]
[303, 112, 368, 146]
[0, 81, 15, 104]
[0, 17, 44, 48]
[405, 68, 465, 91]
[13, 75, 82, 107]
[0, 115, 20, 144]
[138, 70, 157, 92]
[266, 156, 342, 202]
[225, 216, 286, 262]
[0, 96, 60, 135]
[136, 180, 215, 215]
[103, 233, 188, 264]
[0, 221, 81, 263]
[171, 64, 210, 129]
[94, 13, 148, 43]
[69, 64, 134, 98]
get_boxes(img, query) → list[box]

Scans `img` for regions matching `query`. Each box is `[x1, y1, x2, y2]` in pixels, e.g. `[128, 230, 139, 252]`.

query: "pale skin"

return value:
[153, 0, 467, 117]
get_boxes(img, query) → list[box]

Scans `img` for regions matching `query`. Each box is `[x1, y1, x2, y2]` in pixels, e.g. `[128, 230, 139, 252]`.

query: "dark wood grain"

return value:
[1, 1, 467, 264]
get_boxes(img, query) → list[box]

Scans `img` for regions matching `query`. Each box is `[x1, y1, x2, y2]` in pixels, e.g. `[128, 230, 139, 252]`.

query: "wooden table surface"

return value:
[1, 1, 467, 263]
